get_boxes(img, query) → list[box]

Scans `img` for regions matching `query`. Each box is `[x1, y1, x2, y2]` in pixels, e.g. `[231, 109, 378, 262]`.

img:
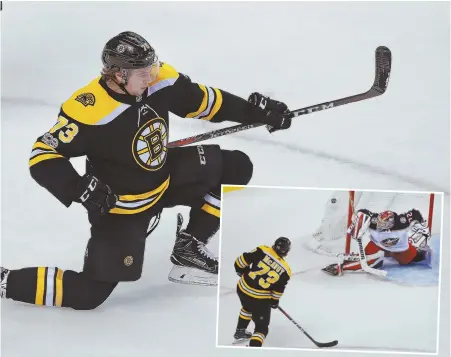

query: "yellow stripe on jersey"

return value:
[186, 84, 208, 118]
[235, 254, 248, 269]
[259, 245, 292, 277]
[201, 203, 220, 217]
[110, 176, 170, 214]
[29, 153, 65, 168]
[238, 277, 272, 299]
[185, 85, 223, 121]
[235, 258, 245, 269]
[147, 62, 180, 96]
[35, 267, 46, 305]
[61, 77, 125, 126]
[239, 254, 248, 267]
[202, 88, 223, 121]
[32, 142, 57, 152]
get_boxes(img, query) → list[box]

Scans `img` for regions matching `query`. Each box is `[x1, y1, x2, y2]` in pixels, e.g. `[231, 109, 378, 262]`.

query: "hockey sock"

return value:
[6, 267, 117, 310]
[186, 192, 220, 244]
[249, 332, 265, 347]
[6, 267, 65, 307]
[237, 307, 252, 329]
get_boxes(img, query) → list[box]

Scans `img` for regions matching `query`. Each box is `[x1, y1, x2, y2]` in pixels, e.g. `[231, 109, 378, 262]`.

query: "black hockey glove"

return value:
[248, 92, 293, 133]
[74, 174, 118, 215]
[270, 300, 279, 309]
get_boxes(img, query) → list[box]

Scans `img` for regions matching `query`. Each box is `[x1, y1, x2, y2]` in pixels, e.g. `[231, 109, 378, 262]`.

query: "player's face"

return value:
[126, 63, 160, 96]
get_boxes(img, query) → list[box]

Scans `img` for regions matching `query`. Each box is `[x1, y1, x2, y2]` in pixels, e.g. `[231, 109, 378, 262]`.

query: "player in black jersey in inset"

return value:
[233, 237, 292, 347]
[0, 32, 294, 310]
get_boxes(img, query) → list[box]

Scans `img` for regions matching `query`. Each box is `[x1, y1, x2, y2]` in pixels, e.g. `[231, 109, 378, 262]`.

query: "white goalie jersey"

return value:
[357, 208, 430, 253]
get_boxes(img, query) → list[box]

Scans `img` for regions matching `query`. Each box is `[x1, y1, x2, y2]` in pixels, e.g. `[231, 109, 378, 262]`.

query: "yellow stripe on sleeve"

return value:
[185, 84, 208, 118]
[203, 88, 223, 121]
[29, 153, 65, 167]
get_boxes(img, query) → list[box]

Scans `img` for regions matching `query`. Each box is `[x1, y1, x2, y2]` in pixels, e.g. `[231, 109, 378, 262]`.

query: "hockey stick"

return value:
[356, 236, 387, 277]
[351, 212, 388, 277]
[168, 46, 391, 148]
[277, 306, 338, 348]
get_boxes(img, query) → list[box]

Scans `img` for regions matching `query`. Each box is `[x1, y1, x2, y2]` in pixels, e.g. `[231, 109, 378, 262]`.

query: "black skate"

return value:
[168, 213, 218, 286]
[233, 329, 252, 344]
[0, 267, 10, 298]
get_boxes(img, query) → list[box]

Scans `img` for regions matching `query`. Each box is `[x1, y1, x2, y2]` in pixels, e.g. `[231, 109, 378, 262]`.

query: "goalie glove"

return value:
[347, 211, 371, 240]
[409, 221, 431, 250]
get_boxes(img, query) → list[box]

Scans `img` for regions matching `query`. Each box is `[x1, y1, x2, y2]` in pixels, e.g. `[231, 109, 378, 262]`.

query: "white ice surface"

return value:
[1, 2, 450, 357]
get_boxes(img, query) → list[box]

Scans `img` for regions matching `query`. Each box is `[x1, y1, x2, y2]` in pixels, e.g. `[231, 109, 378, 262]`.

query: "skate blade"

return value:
[168, 265, 217, 286]
[232, 338, 250, 345]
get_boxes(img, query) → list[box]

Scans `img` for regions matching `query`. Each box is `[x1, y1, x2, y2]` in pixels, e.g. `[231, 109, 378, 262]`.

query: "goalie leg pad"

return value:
[342, 251, 385, 272]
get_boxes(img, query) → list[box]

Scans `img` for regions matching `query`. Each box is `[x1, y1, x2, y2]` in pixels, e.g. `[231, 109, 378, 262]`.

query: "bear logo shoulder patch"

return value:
[75, 93, 96, 107]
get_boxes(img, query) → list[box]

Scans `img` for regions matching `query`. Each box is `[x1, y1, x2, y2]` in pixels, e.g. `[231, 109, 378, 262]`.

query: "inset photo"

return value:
[216, 185, 443, 353]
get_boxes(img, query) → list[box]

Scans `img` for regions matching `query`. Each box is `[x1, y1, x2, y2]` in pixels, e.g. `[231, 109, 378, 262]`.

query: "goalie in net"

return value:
[322, 208, 432, 276]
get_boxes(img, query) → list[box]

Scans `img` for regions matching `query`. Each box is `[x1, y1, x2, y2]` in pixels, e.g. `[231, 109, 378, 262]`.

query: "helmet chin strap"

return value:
[118, 69, 133, 96]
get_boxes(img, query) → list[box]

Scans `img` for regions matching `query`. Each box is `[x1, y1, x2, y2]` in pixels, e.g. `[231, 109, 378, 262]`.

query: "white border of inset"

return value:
[215, 184, 445, 355]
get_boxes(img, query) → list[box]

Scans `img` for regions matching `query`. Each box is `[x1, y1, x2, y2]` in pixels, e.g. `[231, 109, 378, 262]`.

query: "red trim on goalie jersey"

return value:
[386, 244, 418, 265]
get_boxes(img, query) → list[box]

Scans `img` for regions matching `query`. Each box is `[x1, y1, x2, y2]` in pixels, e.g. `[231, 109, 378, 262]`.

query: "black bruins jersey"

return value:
[358, 208, 425, 231]
[29, 63, 269, 215]
[234, 245, 292, 301]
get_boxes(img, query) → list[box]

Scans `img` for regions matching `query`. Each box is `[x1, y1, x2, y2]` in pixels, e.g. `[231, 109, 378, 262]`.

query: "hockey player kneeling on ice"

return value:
[322, 209, 432, 276]
[0, 32, 294, 310]
[233, 237, 292, 347]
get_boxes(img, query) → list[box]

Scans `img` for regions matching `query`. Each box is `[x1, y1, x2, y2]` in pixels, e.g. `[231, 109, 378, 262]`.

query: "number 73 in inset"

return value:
[248, 261, 280, 289]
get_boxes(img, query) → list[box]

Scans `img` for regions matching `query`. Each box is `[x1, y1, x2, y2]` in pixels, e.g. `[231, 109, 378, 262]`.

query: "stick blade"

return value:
[372, 46, 392, 94]
[316, 340, 339, 348]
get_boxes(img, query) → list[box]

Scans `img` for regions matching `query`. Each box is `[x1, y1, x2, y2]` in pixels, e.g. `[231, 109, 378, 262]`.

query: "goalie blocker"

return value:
[322, 208, 432, 277]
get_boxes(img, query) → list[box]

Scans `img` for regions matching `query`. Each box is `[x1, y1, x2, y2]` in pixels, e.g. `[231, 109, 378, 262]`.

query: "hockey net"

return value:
[304, 190, 437, 257]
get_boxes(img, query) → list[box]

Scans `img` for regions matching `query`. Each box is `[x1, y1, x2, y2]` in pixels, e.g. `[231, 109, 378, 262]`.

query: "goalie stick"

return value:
[351, 210, 388, 278]
[168, 46, 391, 148]
[277, 306, 338, 348]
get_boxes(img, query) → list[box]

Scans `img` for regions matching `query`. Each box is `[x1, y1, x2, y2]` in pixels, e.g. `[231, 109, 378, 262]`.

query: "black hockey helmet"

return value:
[273, 237, 291, 257]
[101, 31, 157, 70]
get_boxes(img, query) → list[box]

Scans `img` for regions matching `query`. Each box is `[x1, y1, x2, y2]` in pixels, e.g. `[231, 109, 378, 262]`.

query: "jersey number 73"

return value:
[248, 261, 280, 289]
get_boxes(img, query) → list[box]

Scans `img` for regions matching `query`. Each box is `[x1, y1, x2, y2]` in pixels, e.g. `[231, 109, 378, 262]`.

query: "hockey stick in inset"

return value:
[277, 306, 338, 348]
[349, 197, 388, 278]
[168, 46, 391, 148]
[356, 236, 388, 277]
